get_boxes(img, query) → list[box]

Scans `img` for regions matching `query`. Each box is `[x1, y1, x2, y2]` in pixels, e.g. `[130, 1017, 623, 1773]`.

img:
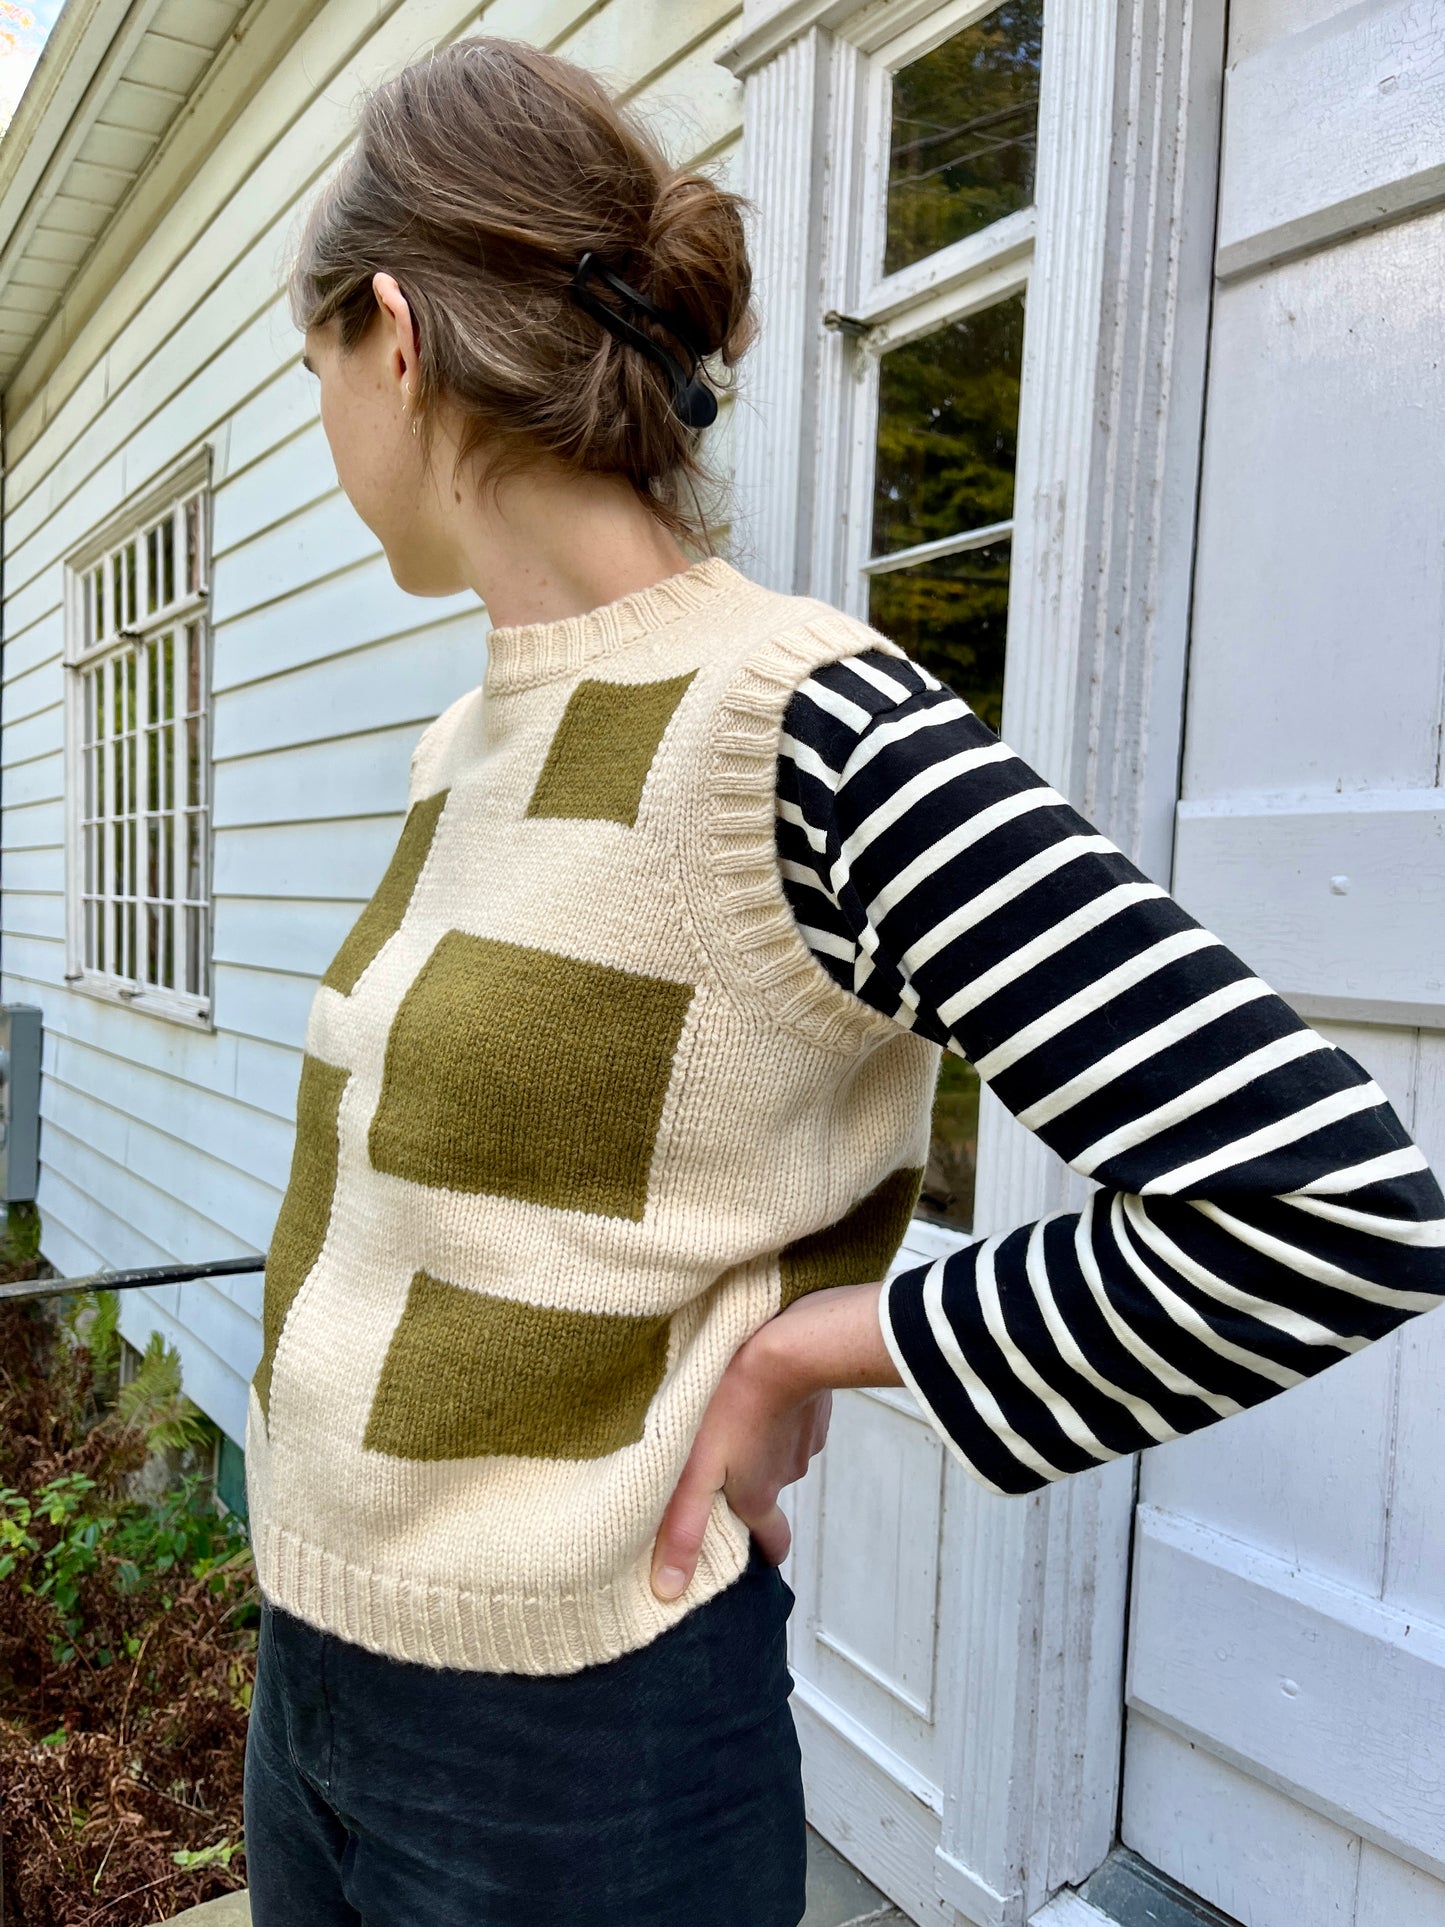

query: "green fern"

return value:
[115, 1332, 212, 1457]
[82, 1289, 121, 1385]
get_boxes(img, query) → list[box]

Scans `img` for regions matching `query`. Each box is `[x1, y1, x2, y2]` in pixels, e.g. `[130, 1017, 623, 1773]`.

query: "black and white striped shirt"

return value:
[776, 648, 1445, 1496]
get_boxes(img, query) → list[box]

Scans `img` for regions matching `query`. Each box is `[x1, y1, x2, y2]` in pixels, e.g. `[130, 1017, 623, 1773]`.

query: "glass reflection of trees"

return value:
[860, 5, 1042, 1229]
[868, 293, 1022, 735]
[885, 0, 1044, 275]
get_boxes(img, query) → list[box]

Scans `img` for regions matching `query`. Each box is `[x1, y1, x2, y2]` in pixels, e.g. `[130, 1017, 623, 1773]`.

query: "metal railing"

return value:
[0, 1256, 265, 1925]
[0, 1254, 264, 1306]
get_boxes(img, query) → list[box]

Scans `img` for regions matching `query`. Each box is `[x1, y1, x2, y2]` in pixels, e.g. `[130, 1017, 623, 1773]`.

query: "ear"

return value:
[372, 271, 420, 393]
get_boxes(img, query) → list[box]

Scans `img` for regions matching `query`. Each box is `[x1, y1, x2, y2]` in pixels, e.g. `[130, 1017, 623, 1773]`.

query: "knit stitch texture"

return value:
[244, 557, 939, 1674]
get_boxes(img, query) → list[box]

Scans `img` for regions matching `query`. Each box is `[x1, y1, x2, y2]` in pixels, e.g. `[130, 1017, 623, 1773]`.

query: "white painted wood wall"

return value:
[0, 0, 745, 1445]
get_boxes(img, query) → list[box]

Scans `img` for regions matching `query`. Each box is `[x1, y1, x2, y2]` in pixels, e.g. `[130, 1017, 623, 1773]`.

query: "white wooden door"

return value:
[1121, 6, 1445, 1923]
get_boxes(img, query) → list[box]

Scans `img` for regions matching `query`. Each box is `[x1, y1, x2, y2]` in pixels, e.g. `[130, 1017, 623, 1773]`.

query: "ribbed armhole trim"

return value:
[706, 611, 911, 1056]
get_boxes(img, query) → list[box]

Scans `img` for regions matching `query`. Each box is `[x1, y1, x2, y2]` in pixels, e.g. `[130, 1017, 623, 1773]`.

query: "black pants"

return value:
[242, 1543, 807, 1925]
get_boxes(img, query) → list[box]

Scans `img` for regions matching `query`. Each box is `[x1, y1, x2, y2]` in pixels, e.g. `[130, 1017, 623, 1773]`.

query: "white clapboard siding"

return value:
[3, 799, 65, 850]
[213, 898, 362, 981]
[3, 846, 62, 895]
[211, 548, 480, 693]
[4, 654, 63, 726]
[213, 726, 418, 830]
[2, 751, 64, 810]
[3, 888, 65, 939]
[1, 605, 65, 687]
[2, 702, 62, 768]
[214, 622, 484, 761]
[1, 0, 743, 1444]
[48, 1031, 295, 1193]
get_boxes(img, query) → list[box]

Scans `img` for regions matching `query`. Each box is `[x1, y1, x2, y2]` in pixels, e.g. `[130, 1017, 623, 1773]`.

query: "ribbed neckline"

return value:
[483, 554, 743, 694]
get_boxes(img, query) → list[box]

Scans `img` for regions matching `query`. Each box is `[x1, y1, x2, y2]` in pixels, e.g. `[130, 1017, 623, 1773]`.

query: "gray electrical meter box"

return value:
[0, 1004, 42, 1203]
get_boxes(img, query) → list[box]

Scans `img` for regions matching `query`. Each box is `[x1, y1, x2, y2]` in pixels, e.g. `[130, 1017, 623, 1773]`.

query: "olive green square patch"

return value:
[525, 672, 695, 826]
[322, 788, 449, 996]
[254, 1055, 350, 1421]
[368, 932, 694, 1220]
[779, 1166, 925, 1308]
[363, 1270, 673, 1462]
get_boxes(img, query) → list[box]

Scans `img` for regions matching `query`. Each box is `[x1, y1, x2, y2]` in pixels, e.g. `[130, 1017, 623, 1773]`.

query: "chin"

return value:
[385, 546, 457, 598]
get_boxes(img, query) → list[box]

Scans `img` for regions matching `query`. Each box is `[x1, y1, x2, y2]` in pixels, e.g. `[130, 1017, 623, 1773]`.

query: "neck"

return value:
[450, 460, 696, 631]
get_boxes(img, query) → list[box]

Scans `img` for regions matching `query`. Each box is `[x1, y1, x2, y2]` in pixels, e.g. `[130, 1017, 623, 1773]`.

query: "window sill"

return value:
[895, 1213, 973, 1271]
[65, 973, 212, 1030]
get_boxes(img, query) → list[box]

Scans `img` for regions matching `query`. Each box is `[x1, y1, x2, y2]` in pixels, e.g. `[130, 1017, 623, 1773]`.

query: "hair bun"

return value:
[646, 173, 755, 368]
[289, 35, 755, 541]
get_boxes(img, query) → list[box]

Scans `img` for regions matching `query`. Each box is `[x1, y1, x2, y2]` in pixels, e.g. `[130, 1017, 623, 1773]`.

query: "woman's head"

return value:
[289, 34, 754, 578]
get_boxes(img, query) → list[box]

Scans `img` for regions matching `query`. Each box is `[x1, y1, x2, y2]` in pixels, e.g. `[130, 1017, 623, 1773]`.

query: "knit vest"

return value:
[243, 556, 940, 1674]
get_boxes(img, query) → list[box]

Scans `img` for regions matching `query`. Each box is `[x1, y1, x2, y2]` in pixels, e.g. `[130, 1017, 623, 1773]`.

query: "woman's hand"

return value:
[649, 1280, 905, 1601]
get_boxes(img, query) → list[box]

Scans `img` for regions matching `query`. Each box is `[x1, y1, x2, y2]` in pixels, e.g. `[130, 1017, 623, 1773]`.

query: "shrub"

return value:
[0, 1282, 257, 1927]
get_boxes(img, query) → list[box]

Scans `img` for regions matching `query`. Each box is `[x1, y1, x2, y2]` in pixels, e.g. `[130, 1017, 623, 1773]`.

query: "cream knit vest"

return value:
[243, 556, 940, 1674]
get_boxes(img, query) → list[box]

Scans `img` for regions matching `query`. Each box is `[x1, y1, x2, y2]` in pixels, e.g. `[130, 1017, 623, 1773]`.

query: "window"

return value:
[64, 454, 214, 1025]
[836, 0, 1043, 1229]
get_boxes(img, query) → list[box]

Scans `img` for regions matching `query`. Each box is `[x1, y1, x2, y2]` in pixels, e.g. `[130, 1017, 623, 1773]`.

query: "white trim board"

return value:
[1216, 0, 1445, 281]
[1128, 1504, 1445, 1884]
[1029, 1899, 1115, 1927]
[1172, 791, 1445, 1020]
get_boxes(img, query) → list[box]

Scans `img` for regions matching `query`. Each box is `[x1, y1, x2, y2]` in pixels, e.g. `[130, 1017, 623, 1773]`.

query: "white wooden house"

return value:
[1, 2, 1442, 1924]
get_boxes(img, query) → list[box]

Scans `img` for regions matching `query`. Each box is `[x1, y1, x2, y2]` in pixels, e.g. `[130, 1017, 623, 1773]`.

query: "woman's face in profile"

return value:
[302, 289, 467, 598]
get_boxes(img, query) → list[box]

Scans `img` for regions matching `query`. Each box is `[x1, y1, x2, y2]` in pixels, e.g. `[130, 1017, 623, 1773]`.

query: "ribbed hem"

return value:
[704, 612, 911, 1056]
[483, 554, 741, 694]
[251, 1507, 753, 1675]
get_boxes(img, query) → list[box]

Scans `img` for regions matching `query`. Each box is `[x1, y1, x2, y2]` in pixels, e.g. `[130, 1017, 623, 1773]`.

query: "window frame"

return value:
[832, 0, 1037, 631]
[62, 448, 216, 1030]
[826, 0, 1040, 1242]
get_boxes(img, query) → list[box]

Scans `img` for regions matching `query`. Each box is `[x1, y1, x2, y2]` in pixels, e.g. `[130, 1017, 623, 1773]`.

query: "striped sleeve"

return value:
[776, 647, 1445, 1496]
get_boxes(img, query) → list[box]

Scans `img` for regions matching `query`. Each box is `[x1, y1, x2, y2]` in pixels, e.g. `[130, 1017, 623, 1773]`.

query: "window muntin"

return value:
[68, 479, 213, 1022]
[884, 0, 1043, 275]
[843, 3, 1040, 1230]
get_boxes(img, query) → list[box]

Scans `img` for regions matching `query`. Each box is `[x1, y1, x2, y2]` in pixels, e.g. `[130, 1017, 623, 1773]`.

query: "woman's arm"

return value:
[650, 1282, 892, 1599]
[651, 648, 1445, 1596]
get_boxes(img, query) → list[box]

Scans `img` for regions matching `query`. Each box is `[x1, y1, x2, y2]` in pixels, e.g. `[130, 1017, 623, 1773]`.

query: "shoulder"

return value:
[778, 642, 985, 803]
[408, 684, 485, 803]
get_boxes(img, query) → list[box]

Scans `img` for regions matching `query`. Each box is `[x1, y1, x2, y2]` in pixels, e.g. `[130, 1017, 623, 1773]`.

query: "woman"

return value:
[244, 31, 1445, 1927]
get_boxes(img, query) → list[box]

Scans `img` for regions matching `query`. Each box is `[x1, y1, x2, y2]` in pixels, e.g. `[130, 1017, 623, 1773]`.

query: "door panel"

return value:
[1178, 209, 1445, 805]
[1123, 1718, 1360, 1927]
[1120, 6, 1445, 1919]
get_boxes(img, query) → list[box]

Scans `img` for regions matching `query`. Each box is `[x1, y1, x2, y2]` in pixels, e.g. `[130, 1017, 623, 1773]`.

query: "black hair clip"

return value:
[568, 251, 718, 430]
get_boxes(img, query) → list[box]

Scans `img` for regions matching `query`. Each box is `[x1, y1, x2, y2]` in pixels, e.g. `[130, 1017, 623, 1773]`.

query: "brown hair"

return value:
[287, 34, 755, 539]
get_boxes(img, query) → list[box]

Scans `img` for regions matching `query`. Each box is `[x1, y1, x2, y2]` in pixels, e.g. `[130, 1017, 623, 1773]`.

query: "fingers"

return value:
[748, 1501, 792, 1568]
[651, 1445, 723, 1602]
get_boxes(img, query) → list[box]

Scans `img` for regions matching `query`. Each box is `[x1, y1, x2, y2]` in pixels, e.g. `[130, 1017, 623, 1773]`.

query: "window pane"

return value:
[869, 541, 1008, 1234]
[871, 293, 1024, 559]
[885, 0, 1043, 276]
[868, 294, 1026, 1233]
[868, 538, 1010, 735]
[73, 496, 210, 1004]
